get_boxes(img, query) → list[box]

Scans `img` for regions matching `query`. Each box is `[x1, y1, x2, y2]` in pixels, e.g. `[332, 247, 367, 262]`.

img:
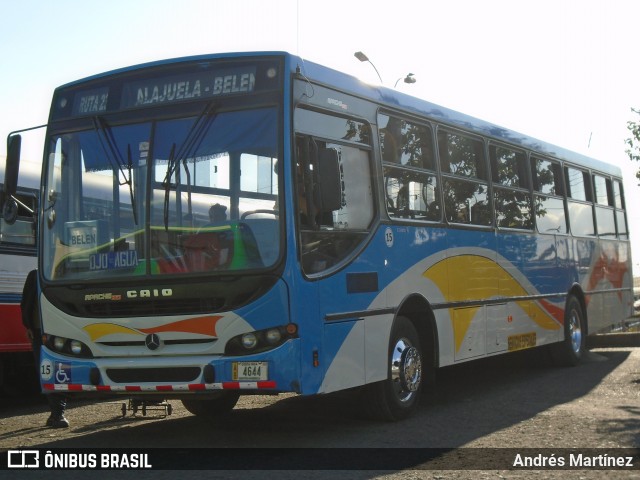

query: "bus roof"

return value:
[57, 51, 621, 178]
[292, 54, 621, 178]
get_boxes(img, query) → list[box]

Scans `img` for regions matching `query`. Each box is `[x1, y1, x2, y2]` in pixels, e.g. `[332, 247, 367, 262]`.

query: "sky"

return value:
[1, 0, 640, 276]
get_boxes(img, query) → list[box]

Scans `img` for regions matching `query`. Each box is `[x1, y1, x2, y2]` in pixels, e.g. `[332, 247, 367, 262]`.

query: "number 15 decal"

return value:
[385, 227, 394, 248]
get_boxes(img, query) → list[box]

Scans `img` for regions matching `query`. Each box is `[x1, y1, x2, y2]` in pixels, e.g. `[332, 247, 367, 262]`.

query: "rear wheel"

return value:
[181, 391, 240, 418]
[550, 295, 586, 366]
[363, 316, 423, 421]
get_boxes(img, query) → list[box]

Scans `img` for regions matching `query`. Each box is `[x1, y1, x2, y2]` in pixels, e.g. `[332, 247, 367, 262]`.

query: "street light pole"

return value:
[394, 73, 416, 88]
[354, 51, 383, 85]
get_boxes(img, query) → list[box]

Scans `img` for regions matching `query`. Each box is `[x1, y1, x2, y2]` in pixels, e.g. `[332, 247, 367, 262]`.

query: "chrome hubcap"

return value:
[568, 309, 582, 354]
[391, 338, 422, 402]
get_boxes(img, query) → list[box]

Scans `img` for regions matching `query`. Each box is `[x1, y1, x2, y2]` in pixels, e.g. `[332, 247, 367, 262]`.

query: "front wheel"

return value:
[181, 391, 240, 418]
[550, 295, 586, 366]
[363, 316, 423, 421]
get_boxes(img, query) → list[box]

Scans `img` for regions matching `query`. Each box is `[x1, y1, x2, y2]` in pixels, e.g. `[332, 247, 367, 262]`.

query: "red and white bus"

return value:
[0, 160, 39, 389]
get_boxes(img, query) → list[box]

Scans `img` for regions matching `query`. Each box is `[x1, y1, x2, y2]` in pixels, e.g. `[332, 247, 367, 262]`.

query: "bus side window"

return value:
[491, 145, 532, 230]
[439, 129, 490, 226]
[613, 180, 628, 239]
[438, 130, 486, 180]
[379, 113, 439, 221]
[531, 157, 567, 234]
[565, 166, 595, 236]
[0, 191, 36, 246]
[593, 174, 616, 238]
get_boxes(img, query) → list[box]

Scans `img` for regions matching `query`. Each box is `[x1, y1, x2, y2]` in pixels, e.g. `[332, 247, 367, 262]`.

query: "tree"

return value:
[624, 108, 640, 182]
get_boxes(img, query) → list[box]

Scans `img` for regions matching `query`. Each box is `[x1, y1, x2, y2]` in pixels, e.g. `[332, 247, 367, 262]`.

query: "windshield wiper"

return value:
[161, 101, 218, 230]
[92, 116, 138, 225]
[125, 143, 137, 226]
[163, 143, 176, 231]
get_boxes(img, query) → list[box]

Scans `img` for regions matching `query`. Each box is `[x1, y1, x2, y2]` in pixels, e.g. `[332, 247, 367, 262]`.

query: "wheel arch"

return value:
[394, 293, 439, 369]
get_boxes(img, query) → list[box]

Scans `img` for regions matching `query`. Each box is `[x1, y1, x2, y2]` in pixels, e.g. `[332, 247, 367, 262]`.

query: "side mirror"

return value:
[316, 148, 342, 212]
[2, 134, 22, 225]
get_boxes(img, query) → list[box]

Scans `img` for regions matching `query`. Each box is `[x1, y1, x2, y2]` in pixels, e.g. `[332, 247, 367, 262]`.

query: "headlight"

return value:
[265, 328, 282, 344]
[53, 336, 66, 351]
[44, 334, 92, 358]
[70, 340, 83, 355]
[225, 324, 298, 356]
[241, 333, 258, 349]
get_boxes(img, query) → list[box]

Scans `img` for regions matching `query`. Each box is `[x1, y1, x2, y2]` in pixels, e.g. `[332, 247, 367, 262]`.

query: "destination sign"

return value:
[89, 250, 139, 271]
[72, 87, 109, 116]
[121, 67, 257, 109]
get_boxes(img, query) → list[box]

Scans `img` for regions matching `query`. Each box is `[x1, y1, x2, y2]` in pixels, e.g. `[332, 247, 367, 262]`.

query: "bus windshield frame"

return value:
[40, 57, 284, 283]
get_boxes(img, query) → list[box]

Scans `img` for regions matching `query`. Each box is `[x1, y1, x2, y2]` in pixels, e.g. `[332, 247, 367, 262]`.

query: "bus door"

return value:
[295, 140, 376, 392]
[293, 102, 376, 393]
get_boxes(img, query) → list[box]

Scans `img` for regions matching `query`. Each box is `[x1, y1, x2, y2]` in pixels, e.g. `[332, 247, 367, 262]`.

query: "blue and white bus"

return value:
[3, 51, 633, 420]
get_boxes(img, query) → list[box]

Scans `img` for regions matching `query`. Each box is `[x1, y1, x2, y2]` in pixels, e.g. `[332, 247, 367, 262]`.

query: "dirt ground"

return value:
[1, 338, 639, 479]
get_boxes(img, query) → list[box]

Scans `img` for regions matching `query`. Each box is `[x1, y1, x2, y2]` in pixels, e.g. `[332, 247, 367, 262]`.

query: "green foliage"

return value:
[624, 107, 640, 181]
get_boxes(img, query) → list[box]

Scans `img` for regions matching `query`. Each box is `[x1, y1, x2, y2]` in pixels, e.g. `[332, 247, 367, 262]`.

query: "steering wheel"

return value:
[240, 209, 279, 219]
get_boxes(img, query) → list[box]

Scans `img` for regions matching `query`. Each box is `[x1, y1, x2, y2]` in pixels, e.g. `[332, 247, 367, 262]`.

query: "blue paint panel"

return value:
[235, 279, 290, 330]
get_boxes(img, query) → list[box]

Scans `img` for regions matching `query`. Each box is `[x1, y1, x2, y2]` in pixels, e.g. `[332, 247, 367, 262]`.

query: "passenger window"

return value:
[535, 196, 567, 234]
[564, 167, 594, 236]
[617, 211, 628, 239]
[613, 181, 624, 209]
[438, 130, 486, 179]
[0, 191, 37, 246]
[443, 178, 491, 226]
[491, 145, 528, 188]
[384, 167, 440, 221]
[379, 113, 440, 222]
[592, 174, 615, 238]
[439, 129, 489, 226]
[531, 158, 567, 235]
[491, 145, 531, 231]
[378, 114, 434, 170]
[565, 167, 590, 202]
[495, 189, 532, 230]
[595, 206, 616, 238]
[532, 158, 563, 195]
[592, 175, 611, 206]
[613, 180, 628, 239]
[568, 201, 595, 236]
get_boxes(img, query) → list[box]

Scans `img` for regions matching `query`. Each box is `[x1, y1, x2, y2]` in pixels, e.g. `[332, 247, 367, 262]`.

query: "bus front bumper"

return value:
[38, 339, 301, 396]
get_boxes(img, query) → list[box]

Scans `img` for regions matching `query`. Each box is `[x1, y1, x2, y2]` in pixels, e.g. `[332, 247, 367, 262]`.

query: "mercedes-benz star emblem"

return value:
[145, 333, 161, 351]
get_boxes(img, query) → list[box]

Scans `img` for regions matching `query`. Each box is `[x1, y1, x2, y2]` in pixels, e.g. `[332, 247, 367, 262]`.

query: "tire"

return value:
[550, 295, 586, 367]
[181, 391, 240, 418]
[363, 316, 423, 421]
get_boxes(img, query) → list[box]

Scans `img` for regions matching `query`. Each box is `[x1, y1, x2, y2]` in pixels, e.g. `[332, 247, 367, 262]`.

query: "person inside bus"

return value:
[208, 203, 227, 224]
[187, 203, 233, 270]
[21, 270, 69, 428]
[196, 203, 228, 232]
[296, 164, 333, 229]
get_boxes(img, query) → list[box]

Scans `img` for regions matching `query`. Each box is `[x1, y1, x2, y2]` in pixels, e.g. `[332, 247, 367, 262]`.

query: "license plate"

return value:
[508, 332, 537, 351]
[232, 361, 268, 381]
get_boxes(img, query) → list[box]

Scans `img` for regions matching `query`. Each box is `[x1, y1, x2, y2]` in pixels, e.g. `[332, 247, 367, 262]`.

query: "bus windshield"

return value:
[42, 106, 281, 281]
